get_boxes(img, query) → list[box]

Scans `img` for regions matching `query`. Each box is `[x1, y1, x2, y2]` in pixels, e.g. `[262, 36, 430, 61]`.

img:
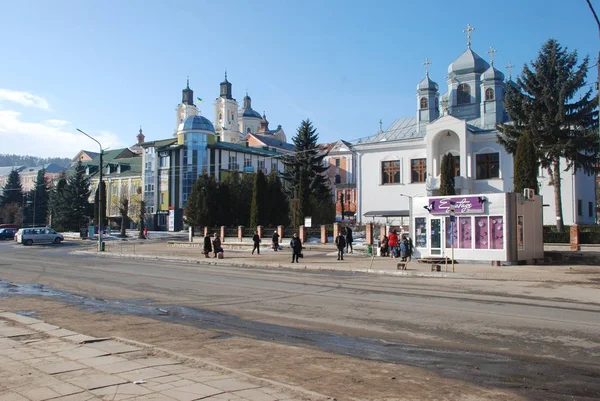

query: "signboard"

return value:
[427, 196, 485, 215]
[304, 216, 312, 228]
[168, 209, 175, 232]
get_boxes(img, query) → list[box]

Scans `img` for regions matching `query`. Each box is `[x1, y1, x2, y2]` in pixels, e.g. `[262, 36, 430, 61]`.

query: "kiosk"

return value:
[410, 192, 543, 264]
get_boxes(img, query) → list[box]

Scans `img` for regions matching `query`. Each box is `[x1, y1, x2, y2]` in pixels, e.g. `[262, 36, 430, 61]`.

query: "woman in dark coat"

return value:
[345, 226, 353, 254]
[252, 230, 261, 255]
[203, 233, 212, 258]
[290, 233, 302, 263]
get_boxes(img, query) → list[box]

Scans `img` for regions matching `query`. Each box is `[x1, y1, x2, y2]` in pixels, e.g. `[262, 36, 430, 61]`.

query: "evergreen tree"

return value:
[184, 173, 219, 229]
[267, 170, 289, 227]
[282, 119, 332, 225]
[216, 177, 233, 227]
[513, 131, 539, 195]
[136, 187, 146, 239]
[118, 196, 129, 237]
[64, 161, 92, 231]
[0, 169, 23, 207]
[439, 153, 456, 196]
[24, 169, 50, 226]
[249, 170, 268, 228]
[498, 39, 598, 231]
[49, 172, 68, 231]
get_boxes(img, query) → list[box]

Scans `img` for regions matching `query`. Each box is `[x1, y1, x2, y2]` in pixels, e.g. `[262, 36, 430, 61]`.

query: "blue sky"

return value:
[0, 0, 598, 158]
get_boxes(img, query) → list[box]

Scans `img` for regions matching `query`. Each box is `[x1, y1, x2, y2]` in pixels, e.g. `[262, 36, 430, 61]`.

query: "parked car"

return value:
[16, 227, 64, 245]
[0, 228, 17, 240]
[0, 224, 19, 230]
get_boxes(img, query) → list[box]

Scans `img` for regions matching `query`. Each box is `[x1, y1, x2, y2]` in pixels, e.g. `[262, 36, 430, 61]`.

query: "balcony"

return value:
[426, 175, 472, 192]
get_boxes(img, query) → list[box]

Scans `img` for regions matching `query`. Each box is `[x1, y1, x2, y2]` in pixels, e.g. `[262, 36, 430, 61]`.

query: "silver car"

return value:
[16, 227, 64, 245]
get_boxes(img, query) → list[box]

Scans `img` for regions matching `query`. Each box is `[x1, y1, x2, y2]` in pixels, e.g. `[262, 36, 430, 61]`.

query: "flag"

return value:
[197, 97, 203, 103]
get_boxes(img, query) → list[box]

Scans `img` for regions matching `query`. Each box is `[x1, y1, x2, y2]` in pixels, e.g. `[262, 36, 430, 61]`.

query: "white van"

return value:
[16, 227, 64, 245]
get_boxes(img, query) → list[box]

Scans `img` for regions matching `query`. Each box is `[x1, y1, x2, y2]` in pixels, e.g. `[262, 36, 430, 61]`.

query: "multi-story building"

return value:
[322, 140, 357, 220]
[0, 164, 65, 194]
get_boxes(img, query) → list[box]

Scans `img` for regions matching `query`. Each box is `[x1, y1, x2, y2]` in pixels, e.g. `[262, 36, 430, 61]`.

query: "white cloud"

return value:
[0, 110, 125, 158]
[0, 89, 51, 110]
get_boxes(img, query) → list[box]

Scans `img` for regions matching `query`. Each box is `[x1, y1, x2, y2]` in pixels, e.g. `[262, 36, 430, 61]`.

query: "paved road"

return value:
[1, 241, 600, 399]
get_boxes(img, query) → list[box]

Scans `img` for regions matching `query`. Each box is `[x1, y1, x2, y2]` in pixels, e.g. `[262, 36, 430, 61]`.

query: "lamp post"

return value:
[399, 193, 413, 237]
[77, 129, 104, 252]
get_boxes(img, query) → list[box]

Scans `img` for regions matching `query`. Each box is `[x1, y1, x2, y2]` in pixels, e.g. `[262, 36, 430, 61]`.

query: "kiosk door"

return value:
[430, 218, 442, 255]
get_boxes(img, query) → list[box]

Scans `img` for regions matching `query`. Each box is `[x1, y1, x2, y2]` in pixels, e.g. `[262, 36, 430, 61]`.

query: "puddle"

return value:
[0, 279, 599, 399]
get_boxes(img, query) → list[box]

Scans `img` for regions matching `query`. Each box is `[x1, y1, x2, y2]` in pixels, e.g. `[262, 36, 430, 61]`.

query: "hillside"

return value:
[0, 154, 71, 168]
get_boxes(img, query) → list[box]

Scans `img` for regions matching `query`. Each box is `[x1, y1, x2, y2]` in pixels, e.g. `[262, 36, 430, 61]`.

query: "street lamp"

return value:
[399, 193, 413, 236]
[76, 128, 104, 252]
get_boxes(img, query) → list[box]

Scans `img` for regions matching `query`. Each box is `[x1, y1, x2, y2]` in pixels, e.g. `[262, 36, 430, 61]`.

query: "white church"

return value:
[354, 26, 596, 232]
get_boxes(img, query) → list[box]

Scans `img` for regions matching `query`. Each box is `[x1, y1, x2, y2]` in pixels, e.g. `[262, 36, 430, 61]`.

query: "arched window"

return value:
[335, 175, 341, 184]
[419, 97, 428, 109]
[246, 127, 252, 134]
[485, 88, 494, 101]
[457, 84, 471, 105]
[218, 113, 222, 121]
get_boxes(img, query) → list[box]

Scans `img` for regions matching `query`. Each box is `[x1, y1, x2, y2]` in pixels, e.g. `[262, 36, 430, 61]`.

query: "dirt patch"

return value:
[1, 296, 525, 401]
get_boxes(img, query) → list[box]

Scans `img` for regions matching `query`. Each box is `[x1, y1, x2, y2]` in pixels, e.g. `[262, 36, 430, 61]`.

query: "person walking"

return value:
[388, 230, 399, 258]
[212, 233, 222, 258]
[272, 230, 279, 251]
[252, 230, 261, 255]
[143, 227, 149, 239]
[203, 232, 212, 258]
[345, 226, 353, 254]
[335, 231, 346, 261]
[290, 233, 302, 263]
[380, 235, 389, 257]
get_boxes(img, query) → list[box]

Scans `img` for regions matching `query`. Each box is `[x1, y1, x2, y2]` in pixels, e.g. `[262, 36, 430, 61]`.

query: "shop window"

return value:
[381, 160, 401, 184]
[485, 88, 494, 101]
[411, 158, 427, 183]
[457, 84, 471, 105]
[420, 97, 428, 109]
[476, 153, 499, 179]
[490, 216, 503, 249]
[589, 201, 593, 218]
[414, 218, 427, 248]
[445, 217, 458, 248]
[474, 216, 488, 249]
[459, 216, 472, 248]
[578, 199, 582, 216]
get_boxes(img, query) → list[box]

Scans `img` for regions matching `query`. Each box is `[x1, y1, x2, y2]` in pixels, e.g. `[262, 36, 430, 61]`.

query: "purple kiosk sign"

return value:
[427, 196, 485, 214]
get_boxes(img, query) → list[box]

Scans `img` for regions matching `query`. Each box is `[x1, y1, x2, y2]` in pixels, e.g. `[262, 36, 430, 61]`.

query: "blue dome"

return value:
[448, 48, 490, 76]
[180, 115, 214, 132]
[242, 108, 262, 119]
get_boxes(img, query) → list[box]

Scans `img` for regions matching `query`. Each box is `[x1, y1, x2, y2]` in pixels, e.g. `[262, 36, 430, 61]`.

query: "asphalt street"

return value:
[1, 240, 600, 399]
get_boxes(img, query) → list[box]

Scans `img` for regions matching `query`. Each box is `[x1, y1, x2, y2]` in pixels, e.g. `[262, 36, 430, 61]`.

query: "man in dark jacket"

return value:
[290, 233, 302, 263]
[203, 233, 212, 258]
[212, 233, 222, 258]
[272, 230, 279, 251]
[345, 226, 353, 254]
[335, 231, 346, 261]
[252, 230, 261, 255]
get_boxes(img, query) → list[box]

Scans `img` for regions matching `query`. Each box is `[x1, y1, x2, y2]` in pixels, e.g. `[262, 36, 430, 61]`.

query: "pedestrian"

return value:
[212, 233, 222, 258]
[272, 230, 279, 251]
[380, 235, 389, 257]
[335, 231, 346, 261]
[405, 235, 414, 261]
[289, 233, 302, 263]
[345, 226, 353, 254]
[203, 232, 212, 258]
[143, 227, 149, 239]
[252, 230, 261, 255]
[400, 235, 408, 261]
[388, 230, 398, 258]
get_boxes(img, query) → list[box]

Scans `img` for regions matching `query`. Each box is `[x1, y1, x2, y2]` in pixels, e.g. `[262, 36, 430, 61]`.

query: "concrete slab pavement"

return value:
[73, 240, 600, 284]
[0, 312, 329, 401]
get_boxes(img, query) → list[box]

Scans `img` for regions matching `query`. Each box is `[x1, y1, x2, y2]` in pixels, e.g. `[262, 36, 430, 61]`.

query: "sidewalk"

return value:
[74, 240, 600, 284]
[0, 311, 329, 401]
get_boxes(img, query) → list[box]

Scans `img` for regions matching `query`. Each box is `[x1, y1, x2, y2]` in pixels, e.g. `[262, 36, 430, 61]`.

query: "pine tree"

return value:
[24, 169, 50, 226]
[267, 170, 289, 227]
[64, 161, 92, 231]
[282, 119, 332, 225]
[49, 172, 68, 231]
[498, 39, 598, 232]
[249, 170, 268, 228]
[0, 169, 23, 207]
[137, 187, 146, 239]
[118, 196, 129, 237]
[513, 131, 539, 195]
[184, 173, 219, 229]
[439, 153, 456, 196]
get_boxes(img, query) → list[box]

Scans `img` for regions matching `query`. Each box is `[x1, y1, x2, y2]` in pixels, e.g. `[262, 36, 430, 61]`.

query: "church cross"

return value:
[463, 24, 475, 48]
[423, 58, 431, 75]
[379, 119, 383, 132]
[506, 62, 514, 79]
[487, 46, 497, 66]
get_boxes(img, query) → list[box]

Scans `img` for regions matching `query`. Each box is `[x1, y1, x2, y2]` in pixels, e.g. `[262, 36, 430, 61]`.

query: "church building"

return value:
[354, 26, 596, 232]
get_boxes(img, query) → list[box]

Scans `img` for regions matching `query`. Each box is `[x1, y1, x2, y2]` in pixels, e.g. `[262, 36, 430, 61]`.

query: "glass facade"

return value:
[182, 132, 209, 208]
[144, 149, 155, 213]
